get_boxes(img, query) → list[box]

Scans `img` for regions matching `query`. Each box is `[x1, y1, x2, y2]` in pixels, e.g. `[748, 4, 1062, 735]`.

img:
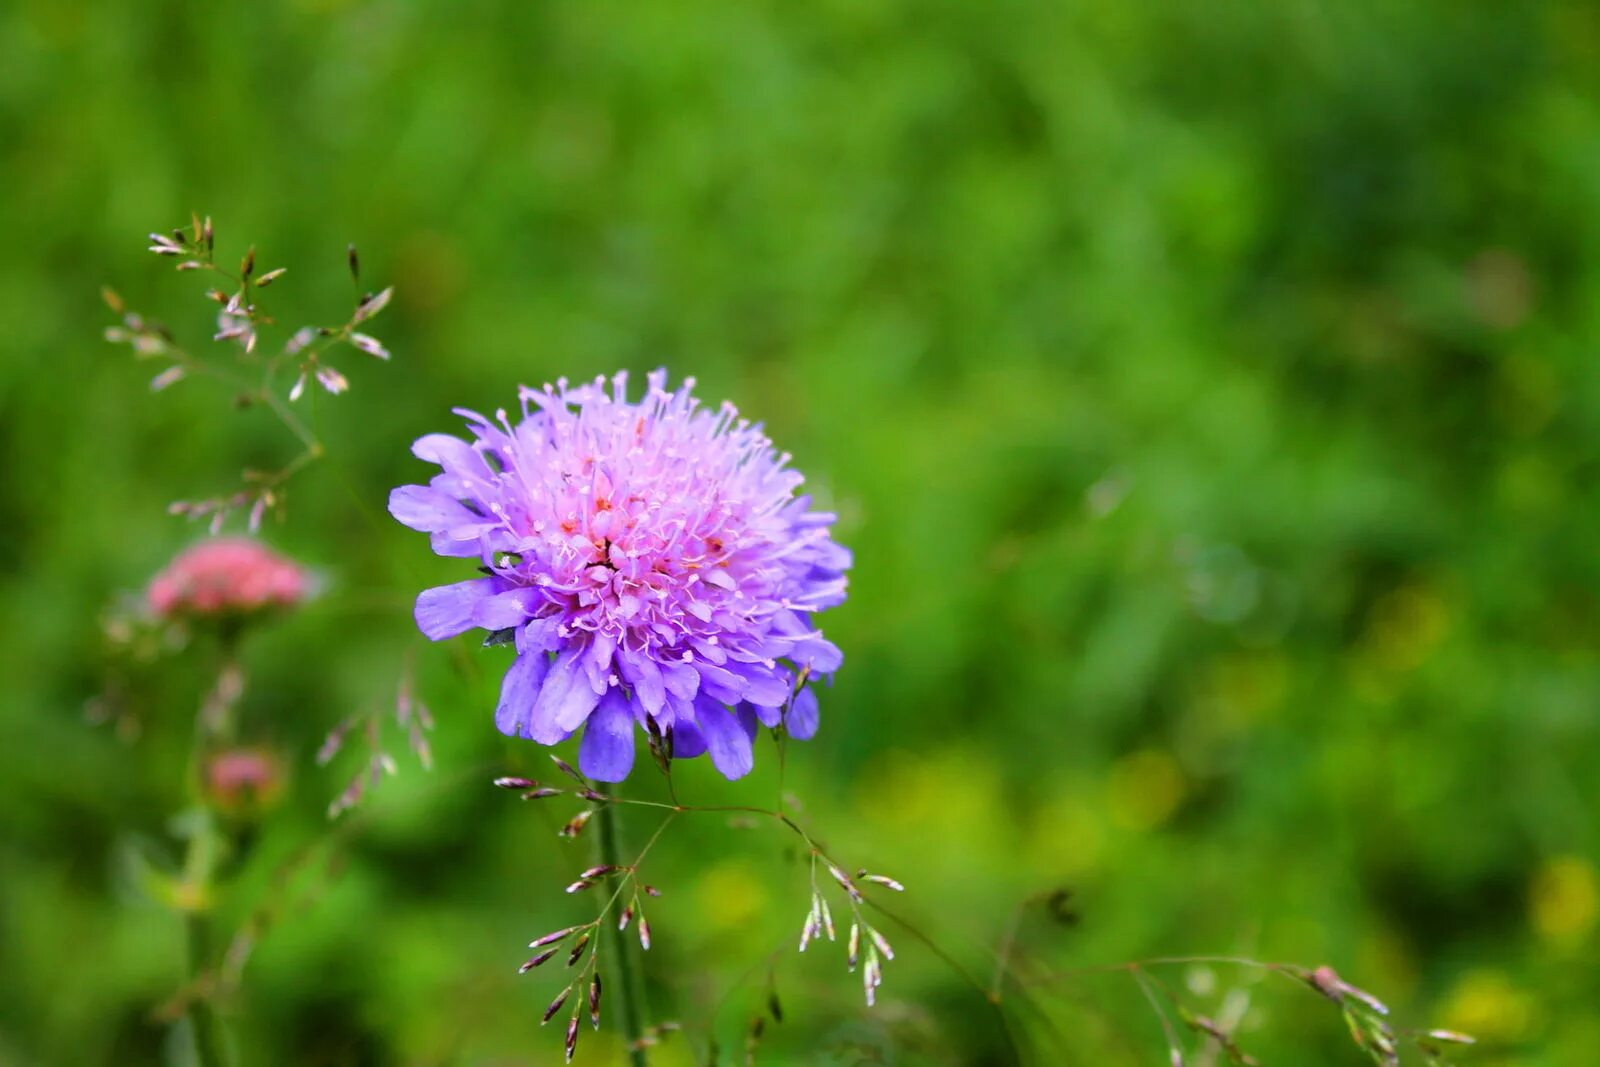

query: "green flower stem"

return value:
[594, 800, 648, 1067]
[182, 637, 238, 1067]
[185, 907, 228, 1067]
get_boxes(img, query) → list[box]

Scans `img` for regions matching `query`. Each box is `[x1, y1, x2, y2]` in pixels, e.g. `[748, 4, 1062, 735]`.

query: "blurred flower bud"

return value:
[205, 747, 285, 816]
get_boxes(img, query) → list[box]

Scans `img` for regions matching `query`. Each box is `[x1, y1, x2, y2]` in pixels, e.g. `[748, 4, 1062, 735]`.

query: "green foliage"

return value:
[3, 0, 1599, 1063]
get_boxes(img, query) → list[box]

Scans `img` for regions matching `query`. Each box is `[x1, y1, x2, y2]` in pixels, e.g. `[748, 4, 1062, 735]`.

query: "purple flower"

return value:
[390, 371, 849, 781]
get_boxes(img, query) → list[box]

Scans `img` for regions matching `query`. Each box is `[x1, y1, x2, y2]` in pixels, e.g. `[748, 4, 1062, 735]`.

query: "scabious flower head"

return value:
[147, 538, 308, 619]
[389, 371, 849, 781]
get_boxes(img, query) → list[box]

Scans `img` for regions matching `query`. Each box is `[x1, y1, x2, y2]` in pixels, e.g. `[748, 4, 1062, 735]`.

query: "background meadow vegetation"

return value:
[3, 1, 1598, 1063]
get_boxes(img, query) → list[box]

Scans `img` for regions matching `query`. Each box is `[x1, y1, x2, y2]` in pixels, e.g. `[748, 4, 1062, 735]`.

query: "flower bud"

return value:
[205, 747, 285, 817]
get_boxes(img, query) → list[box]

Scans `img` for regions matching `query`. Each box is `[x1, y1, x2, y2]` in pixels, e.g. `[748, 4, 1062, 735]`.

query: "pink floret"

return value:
[148, 538, 307, 618]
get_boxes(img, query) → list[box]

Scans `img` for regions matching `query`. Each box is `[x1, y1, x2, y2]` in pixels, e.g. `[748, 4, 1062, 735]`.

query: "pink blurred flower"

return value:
[147, 538, 307, 619]
[205, 747, 286, 814]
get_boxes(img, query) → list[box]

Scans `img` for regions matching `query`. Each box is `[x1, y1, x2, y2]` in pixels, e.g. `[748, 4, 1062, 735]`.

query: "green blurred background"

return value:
[3, 1, 1598, 1063]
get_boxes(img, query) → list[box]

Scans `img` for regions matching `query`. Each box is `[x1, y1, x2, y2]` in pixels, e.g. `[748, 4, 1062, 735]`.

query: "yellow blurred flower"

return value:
[695, 860, 766, 932]
[1364, 583, 1450, 674]
[1529, 854, 1598, 948]
[1107, 749, 1185, 832]
[1028, 788, 1105, 878]
[865, 747, 1004, 840]
[1439, 969, 1539, 1044]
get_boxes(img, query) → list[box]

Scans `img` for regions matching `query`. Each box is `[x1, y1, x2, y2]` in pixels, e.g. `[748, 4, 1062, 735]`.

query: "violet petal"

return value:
[579, 689, 635, 782]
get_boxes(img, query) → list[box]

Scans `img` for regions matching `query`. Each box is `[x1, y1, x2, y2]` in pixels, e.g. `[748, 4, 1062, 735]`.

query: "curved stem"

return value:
[257, 386, 321, 456]
[594, 801, 648, 1067]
